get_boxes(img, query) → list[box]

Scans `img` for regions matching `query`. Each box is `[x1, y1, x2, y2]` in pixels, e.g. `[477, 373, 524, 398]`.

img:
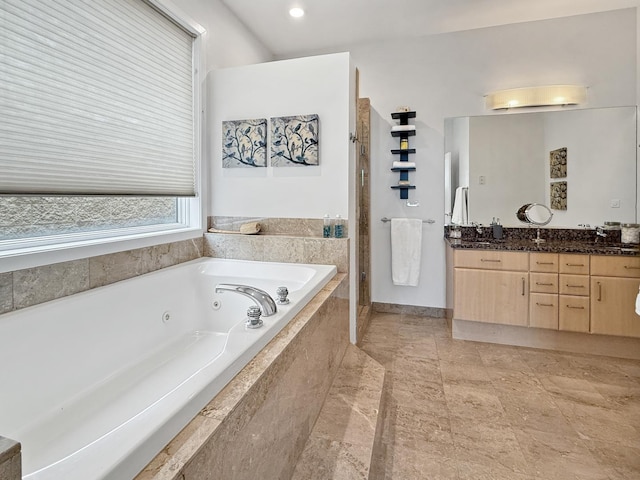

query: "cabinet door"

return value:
[591, 277, 640, 337]
[454, 269, 528, 326]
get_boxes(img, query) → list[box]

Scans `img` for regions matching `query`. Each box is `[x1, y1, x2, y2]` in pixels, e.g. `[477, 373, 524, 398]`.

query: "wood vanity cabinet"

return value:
[529, 253, 559, 329]
[558, 254, 590, 333]
[454, 250, 529, 326]
[591, 255, 640, 338]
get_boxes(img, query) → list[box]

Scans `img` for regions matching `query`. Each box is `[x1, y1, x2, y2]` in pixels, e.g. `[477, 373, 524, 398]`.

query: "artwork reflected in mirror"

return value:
[550, 147, 567, 178]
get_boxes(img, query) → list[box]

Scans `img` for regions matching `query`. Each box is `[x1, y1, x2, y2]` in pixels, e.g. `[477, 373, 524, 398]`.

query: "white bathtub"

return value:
[0, 258, 337, 480]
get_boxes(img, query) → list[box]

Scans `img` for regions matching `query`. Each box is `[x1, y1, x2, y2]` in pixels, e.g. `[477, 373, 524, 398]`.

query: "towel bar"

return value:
[381, 217, 435, 224]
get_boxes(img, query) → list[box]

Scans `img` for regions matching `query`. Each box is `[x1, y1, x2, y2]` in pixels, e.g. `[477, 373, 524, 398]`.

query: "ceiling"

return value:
[220, 0, 639, 58]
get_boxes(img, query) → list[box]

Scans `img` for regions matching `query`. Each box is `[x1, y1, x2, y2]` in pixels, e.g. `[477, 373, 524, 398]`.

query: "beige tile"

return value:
[303, 238, 349, 273]
[261, 236, 305, 264]
[476, 343, 533, 372]
[486, 368, 546, 395]
[444, 384, 507, 423]
[383, 448, 459, 480]
[0, 272, 12, 314]
[440, 360, 492, 387]
[514, 427, 610, 480]
[14, 259, 89, 308]
[583, 439, 640, 480]
[537, 374, 609, 407]
[291, 437, 370, 480]
[498, 391, 576, 435]
[449, 417, 530, 475]
[435, 337, 483, 365]
[457, 460, 538, 480]
[554, 398, 640, 448]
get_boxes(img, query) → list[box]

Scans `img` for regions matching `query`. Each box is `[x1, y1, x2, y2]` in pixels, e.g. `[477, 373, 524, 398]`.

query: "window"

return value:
[0, 0, 203, 269]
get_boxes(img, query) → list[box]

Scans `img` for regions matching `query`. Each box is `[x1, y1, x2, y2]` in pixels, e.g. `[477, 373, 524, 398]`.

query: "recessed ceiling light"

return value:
[289, 7, 304, 18]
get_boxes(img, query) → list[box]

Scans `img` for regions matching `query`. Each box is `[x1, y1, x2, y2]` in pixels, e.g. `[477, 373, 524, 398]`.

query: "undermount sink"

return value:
[602, 246, 640, 253]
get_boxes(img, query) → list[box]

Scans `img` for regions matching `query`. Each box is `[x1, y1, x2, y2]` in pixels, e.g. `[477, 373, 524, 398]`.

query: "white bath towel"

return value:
[391, 218, 423, 287]
[451, 187, 469, 225]
[392, 161, 416, 168]
[391, 124, 416, 132]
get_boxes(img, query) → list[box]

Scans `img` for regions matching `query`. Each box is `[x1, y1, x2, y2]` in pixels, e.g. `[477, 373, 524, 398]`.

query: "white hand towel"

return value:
[451, 187, 469, 225]
[392, 161, 416, 168]
[391, 124, 416, 132]
[391, 218, 423, 287]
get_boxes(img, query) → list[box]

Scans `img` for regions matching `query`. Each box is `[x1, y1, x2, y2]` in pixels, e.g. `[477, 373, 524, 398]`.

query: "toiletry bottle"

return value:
[492, 218, 503, 240]
[323, 214, 332, 238]
[334, 215, 344, 238]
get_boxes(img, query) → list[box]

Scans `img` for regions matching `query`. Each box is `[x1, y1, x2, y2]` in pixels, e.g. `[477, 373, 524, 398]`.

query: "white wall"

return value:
[469, 114, 546, 225]
[209, 53, 353, 219]
[169, 0, 273, 70]
[302, 9, 636, 309]
[543, 107, 637, 225]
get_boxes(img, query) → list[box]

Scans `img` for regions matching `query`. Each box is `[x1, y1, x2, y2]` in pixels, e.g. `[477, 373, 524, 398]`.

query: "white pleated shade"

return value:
[0, 0, 197, 196]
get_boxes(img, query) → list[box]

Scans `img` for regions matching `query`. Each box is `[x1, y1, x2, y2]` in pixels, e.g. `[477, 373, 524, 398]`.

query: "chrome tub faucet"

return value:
[214, 284, 278, 317]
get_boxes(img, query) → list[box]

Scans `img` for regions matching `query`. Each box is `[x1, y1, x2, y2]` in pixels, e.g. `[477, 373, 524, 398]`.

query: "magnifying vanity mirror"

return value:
[444, 106, 638, 228]
[516, 203, 554, 243]
[516, 203, 553, 226]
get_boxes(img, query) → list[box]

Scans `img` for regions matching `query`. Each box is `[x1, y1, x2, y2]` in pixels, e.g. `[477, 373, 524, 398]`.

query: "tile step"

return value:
[291, 344, 386, 480]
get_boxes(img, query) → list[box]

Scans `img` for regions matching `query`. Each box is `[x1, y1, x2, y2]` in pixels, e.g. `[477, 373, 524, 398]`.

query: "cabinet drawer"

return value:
[530, 293, 558, 330]
[454, 250, 528, 271]
[559, 296, 590, 333]
[559, 254, 590, 275]
[591, 255, 640, 278]
[559, 274, 589, 296]
[530, 273, 558, 293]
[530, 253, 559, 273]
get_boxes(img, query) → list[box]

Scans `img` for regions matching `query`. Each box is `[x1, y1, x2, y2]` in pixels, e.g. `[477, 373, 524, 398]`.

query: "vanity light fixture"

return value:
[485, 85, 587, 110]
[289, 7, 305, 17]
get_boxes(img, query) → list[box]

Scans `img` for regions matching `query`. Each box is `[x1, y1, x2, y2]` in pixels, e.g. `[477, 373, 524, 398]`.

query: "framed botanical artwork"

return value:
[550, 147, 567, 178]
[550, 181, 567, 210]
[270, 114, 319, 167]
[222, 119, 267, 168]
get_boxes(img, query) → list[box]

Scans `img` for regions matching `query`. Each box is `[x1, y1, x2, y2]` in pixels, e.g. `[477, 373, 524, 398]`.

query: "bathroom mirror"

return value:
[516, 203, 553, 226]
[444, 106, 638, 227]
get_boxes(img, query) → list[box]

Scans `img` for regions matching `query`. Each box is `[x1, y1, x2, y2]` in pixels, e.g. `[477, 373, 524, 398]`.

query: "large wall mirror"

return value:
[444, 106, 638, 227]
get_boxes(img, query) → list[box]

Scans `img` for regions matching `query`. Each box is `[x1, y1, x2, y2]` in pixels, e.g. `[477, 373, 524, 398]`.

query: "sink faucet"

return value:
[471, 222, 483, 235]
[595, 226, 607, 243]
[215, 284, 278, 317]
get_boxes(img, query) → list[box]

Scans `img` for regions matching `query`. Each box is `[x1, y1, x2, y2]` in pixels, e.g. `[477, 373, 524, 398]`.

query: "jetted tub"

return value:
[0, 258, 337, 480]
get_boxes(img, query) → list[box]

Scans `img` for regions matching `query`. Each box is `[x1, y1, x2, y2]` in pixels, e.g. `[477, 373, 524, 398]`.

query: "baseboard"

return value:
[453, 319, 640, 360]
[372, 302, 447, 318]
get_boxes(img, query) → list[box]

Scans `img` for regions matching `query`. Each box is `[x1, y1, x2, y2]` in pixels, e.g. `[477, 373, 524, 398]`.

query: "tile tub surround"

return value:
[0, 237, 203, 314]
[0, 436, 21, 480]
[136, 274, 349, 480]
[204, 233, 349, 273]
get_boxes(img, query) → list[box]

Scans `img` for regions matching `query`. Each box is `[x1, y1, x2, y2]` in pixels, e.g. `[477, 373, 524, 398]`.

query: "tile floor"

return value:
[361, 312, 640, 480]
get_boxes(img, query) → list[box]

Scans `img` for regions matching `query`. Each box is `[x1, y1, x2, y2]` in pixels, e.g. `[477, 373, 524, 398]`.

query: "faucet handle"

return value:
[246, 305, 264, 329]
[276, 286, 290, 305]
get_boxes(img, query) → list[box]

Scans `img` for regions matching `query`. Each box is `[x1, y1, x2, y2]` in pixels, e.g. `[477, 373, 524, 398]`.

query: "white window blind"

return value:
[0, 0, 197, 196]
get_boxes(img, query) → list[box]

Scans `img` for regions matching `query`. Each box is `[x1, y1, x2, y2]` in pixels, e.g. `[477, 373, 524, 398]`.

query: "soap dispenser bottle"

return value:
[492, 217, 503, 240]
[323, 214, 332, 238]
[334, 215, 344, 238]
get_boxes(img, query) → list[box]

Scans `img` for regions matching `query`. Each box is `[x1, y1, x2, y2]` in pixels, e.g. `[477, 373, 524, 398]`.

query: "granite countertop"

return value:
[446, 238, 640, 256]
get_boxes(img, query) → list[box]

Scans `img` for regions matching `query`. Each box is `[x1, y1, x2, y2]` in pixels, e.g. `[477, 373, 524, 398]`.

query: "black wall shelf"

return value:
[390, 111, 417, 199]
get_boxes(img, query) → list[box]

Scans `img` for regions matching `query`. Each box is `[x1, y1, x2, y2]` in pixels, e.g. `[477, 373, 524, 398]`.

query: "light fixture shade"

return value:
[485, 85, 587, 110]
